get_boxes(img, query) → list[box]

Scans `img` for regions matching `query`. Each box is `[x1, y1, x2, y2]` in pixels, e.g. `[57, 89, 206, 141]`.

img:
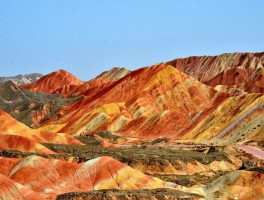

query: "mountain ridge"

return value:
[0, 73, 43, 85]
[0, 51, 263, 199]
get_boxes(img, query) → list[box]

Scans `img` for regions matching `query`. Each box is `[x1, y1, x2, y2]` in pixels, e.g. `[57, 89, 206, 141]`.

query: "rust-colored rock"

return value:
[205, 67, 264, 93]
[167, 52, 264, 93]
[0, 156, 201, 199]
[14, 53, 263, 144]
[0, 80, 79, 128]
[0, 110, 83, 153]
[41, 64, 228, 141]
[22, 69, 84, 94]
[1, 52, 263, 199]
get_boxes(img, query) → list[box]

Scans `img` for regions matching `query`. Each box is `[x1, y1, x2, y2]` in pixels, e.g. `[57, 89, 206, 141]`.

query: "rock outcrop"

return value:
[96, 67, 131, 79]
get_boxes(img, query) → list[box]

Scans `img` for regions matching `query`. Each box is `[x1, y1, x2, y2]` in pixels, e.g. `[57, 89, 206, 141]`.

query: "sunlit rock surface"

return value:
[0, 52, 263, 199]
[0, 110, 83, 153]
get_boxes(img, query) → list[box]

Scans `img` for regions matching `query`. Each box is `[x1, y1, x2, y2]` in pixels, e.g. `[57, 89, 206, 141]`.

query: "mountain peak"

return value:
[22, 69, 84, 93]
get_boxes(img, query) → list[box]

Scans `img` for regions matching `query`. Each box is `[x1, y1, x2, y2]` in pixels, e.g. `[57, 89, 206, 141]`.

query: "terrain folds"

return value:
[0, 52, 263, 199]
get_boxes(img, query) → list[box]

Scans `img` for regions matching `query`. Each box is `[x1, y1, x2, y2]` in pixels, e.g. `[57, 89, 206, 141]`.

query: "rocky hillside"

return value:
[167, 52, 264, 93]
[0, 80, 81, 127]
[0, 52, 263, 199]
[0, 73, 43, 85]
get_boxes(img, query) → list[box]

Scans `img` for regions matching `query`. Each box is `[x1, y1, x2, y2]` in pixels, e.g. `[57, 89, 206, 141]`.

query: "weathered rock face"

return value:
[0, 80, 80, 127]
[167, 52, 264, 93]
[22, 67, 131, 98]
[0, 73, 43, 85]
[0, 52, 264, 199]
[40, 65, 227, 140]
[0, 110, 83, 153]
[0, 174, 46, 200]
[205, 67, 264, 93]
[0, 155, 202, 199]
[38, 64, 263, 145]
[22, 69, 84, 94]
[206, 170, 264, 200]
[182, 94, 264, 142]
[17, 54, 263, 143]
[96, 67, 131, 79]
[167, 52, 264, 82]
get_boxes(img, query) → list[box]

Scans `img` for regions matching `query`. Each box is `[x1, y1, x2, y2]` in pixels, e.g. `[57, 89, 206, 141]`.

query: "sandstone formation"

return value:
[0, 155, 203, 199]
[205, 170, 264, 199]
[0, 110, 83, 153]
[22, 69, 84, 94]
[0, 80, 80, 127]
[167, 52, 264, 93]
[96, 67, 131, 79]
[0, 52, 263, 199]
[38, 63, 263, 146]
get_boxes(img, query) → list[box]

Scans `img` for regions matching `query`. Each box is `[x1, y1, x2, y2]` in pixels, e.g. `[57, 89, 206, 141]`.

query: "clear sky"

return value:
[0, 0, 264, 81]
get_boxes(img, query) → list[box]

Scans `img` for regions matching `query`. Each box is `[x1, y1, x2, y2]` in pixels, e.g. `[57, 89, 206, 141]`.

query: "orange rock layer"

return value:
[0, 156, 197, 199]
[22, 69, 84, 94]
[167, 52, 264, 82]
[38, 64, 263, 144]
[40, 65, 228, 140]
[167, 52, 264, 93]
[21, 67, 130, 98]
[0, 110, 83, 153]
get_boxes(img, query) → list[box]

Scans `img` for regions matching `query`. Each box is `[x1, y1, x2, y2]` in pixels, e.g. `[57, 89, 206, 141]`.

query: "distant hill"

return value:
[0, 73, 43, 85]
[22, 69, 83, 94]
[167, 52, 264, 93]
[0, 80, 81, 127]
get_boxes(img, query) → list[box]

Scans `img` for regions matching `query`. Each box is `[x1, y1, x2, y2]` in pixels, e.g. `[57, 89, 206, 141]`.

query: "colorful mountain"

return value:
[0, 80, 79, 128]
[0, 110, 83, 153]
[22, 69, 84, 95]
[0, 52, 263, 199]
[38, 63, 263, 145]
[0, 155, 203, 199]
[167, 52, 264, 93]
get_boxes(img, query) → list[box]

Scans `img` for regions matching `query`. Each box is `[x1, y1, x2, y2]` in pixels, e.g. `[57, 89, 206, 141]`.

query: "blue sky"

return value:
[0, 0, 263, 81]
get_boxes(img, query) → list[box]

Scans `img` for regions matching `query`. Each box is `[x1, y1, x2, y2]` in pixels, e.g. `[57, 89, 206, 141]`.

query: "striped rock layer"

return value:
[0, 155, 200, 199]
[36, 63, 263, 144]
[167, 52, 264, 93]
[0, 110, 83, 154]
[0, 52, 263, 199]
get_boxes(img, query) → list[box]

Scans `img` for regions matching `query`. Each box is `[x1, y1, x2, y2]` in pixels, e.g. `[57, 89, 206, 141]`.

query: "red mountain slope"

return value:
[0, 110, 83, 153]
[37, 63, 264, 144]
[0, 52, 263, 199]
[0, 156, 199, 199]
[205, 67, 264, 94]
[167, 52, 264, 93]
[22, 67, 130, 98]
[40, 64, 230, 140]
[22, 69, 84, 94]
